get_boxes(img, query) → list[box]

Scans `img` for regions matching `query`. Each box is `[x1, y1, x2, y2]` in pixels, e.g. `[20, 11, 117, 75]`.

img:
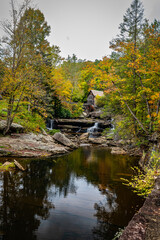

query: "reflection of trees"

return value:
[0, 161, 55, 240]
[0, 157, 79, 240]
[67, 147, 142, 240]
[51, 159, 78, 197]
[92, 220, 119, 240]
[0, 148, 143, 240]
[92, 194, 118, 240]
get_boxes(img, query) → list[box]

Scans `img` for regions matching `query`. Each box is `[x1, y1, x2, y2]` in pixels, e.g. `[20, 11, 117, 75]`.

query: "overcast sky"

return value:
[0, 0, 160, 61]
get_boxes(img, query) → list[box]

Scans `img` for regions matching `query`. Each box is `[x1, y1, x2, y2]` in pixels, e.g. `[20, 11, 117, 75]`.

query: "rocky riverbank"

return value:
[78, 132, 142, 156]
[0, 131, 143, 158]
[119, 176, 160, 240]
[0, 133, 72, 157]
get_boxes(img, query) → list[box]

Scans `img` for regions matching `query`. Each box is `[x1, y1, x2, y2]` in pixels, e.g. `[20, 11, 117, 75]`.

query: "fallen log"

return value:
[14, 160, 25, 171]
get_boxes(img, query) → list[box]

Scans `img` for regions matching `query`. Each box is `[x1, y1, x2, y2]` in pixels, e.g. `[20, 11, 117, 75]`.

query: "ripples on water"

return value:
[0, 147, 144, 240]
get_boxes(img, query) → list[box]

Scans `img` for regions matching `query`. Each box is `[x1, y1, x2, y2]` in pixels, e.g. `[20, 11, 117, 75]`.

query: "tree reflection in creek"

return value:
[93, 194, 119, 240]
[0, 147, 144, 240]
[0, 160, 55, 240]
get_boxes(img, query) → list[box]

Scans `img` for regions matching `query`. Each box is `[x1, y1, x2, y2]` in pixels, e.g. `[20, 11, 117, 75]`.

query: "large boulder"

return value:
[111, 147, 127, 155]
[79, 133, 89, 142]
[79, 112, 88, 119]
[53, 132, 77, 149]
[0, 120, 24, 132]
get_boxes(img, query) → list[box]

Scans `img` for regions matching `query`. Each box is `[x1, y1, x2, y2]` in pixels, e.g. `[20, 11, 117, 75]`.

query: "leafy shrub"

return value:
[102, 128, 115, 140]
[96, 95, 106, 108]
[112, 228, 124, 240]
[0, 99, 46, 133]
[0, 162, 15, 171]
[48, 129, 60, 135]
[122, 150, 160, 197]
[0, 100, 8, 118]
[14, 107, 46, 132]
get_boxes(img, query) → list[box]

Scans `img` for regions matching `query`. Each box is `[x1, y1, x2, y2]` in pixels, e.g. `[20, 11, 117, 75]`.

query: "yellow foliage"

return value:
[50, 68, 72, 102]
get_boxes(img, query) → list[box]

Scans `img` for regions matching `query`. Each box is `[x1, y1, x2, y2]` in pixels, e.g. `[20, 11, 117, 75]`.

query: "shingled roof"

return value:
[89, 90, 104, 97]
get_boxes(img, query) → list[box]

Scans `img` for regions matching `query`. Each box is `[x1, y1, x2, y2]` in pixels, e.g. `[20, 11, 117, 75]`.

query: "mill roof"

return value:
[89, 90, 104, 97]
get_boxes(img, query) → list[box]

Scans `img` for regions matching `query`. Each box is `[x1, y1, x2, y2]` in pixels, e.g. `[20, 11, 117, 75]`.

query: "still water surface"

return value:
[0, 147, 144, 240]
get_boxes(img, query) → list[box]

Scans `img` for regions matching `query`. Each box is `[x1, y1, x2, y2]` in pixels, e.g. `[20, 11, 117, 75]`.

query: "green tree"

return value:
[61, 54, 86, 101]
[119, 0, 144, 44]
[109, 0, 147, 135]
[0, 0, 53, 134]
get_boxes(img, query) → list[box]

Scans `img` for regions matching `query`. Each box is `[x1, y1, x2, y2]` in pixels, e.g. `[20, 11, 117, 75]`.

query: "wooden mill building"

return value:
[85, 90, 104, 111]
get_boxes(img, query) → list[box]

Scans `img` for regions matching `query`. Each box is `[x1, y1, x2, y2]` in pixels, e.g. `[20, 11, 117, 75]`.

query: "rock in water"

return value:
[89, 136, 106, 144]
[53, 132, 77, 149]
[2, 162, 12, 167]
[111, 147, 127, 155]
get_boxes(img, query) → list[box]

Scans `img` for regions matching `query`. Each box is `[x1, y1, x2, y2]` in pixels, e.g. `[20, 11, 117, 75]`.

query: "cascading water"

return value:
[47, 119, 54, 130]
[111, 118, 115, 130]
[87, 122, 100, 137]
[87, 122, 99, 133]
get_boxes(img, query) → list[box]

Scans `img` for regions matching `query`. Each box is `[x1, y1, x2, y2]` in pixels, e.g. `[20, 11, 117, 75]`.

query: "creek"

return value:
[0, 147, 144, 240]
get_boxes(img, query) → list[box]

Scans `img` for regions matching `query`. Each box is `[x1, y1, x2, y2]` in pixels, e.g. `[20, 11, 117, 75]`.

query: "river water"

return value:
[0, 147, 144, 240]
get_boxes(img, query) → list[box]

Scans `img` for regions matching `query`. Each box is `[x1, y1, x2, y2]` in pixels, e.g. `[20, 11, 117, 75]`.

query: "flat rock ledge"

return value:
[120, 176, 160, 240]
[0, 133, 71, 157]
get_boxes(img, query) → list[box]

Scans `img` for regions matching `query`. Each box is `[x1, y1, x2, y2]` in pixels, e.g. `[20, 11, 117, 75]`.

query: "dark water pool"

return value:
[0, 147, 144, 240]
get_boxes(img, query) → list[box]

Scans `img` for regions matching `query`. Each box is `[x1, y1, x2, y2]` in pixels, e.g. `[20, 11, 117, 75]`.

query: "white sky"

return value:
[0, 0, 160, 61]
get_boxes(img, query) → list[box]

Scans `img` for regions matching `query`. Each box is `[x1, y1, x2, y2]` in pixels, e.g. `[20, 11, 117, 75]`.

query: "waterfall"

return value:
[47, 119, 54, 130]
[87, 122, 99, 134]
[111, 118, 115, 130]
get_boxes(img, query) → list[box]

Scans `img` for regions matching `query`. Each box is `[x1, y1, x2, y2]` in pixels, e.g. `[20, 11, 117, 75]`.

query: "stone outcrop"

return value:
[79, 133, 89, 142]
[88, 136, 106, 144]
[120, 176, 160, 240]
[78, 132, 142, 156]
[88, 110, 104, 118]
[0, 120, 24, 132]
[53, 132, 77, 149]
[0, 133, 69, 157]
[57, 118, 111, 128]
[111, 147, 127, 155]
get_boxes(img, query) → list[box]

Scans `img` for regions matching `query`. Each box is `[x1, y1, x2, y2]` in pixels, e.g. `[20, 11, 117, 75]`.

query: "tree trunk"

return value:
[112, 80, 148, 134]
[3, 97, 14, 135]
[3, 117, 13, 135]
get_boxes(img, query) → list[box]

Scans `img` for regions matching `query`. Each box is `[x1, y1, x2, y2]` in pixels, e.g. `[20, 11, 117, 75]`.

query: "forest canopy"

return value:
[0, 0, 160, 139]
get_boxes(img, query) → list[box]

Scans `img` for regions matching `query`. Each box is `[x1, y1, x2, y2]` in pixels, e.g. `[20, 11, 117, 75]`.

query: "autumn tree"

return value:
[108, 17, 160, 136]
[0, 0, 54, 134]
[79, 58, 114, 104]
[48, 67, 72, 117]
[109, 0, 149, 135]
[61, 54, 86, 101]
[136, 20, 160, 132]
[79, 61, 95, 101]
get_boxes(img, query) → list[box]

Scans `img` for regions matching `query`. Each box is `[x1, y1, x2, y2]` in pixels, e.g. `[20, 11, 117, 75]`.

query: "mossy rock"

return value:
[0, 162, 15, 171]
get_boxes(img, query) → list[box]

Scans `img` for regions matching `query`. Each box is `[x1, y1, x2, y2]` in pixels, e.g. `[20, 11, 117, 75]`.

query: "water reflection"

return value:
[0, 147, 144, 240]
[0, 161, 55, 240]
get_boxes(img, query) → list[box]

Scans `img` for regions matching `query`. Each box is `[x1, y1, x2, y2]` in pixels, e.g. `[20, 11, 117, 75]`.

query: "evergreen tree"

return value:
[110, 0, 145, 135]
[119, 0, 144, 46]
